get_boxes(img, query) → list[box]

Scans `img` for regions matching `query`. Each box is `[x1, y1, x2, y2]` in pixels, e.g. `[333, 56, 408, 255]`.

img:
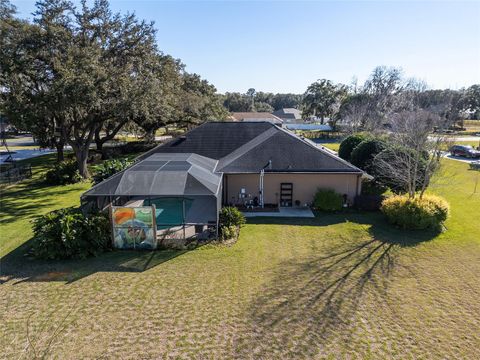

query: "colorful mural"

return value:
[112, 206, 156, 249]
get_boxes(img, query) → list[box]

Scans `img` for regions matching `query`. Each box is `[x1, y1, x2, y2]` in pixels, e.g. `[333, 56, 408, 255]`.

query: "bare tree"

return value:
[372, 108, 452, 198]
[362, 66, 405, 128]
[337, 93, 371, 134]
[338, 66, 406, 132]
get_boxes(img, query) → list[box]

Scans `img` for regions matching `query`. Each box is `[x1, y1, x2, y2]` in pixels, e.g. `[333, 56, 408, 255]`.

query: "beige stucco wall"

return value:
[225, 173, 361, 206]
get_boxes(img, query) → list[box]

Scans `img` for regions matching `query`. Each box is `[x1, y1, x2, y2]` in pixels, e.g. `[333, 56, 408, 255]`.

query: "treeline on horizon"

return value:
[220, 82, 480, 121]
[1, 0, 479, 180]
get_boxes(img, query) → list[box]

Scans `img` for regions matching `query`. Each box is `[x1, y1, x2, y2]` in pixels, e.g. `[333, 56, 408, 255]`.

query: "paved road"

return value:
[429, 135, 480, 142]
[0, 149, 55, 164]
[155, 135, 173, 141]
[449, 136, 480, 142]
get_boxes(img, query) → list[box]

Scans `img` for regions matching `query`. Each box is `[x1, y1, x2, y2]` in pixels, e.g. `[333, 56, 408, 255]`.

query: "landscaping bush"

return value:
[361, 180, 387, 195]
[313, 188, 343, 211]
[354, 194, 385, 211]
[44, 160, 82, 185]
[117, 141, 157, 155]
[219, 225, 238, 241]
[380, 195, 449, 230]
[218, 207, 245, 241]
[92, 158, 132, 184]
[338, 134, 367, 161]
[31, 208, 111, 260]
[350, 138, 386, 171]
[219, 206, 246, 228]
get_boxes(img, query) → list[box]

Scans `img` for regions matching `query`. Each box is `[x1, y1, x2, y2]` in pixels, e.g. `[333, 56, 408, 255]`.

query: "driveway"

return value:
[442, 152, 480, 164]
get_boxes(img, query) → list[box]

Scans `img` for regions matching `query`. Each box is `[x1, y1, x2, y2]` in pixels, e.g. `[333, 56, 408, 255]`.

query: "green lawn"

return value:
[1, 154, 479, 358]
[0, 154, 91, 257]
[320, 142, 340, 151]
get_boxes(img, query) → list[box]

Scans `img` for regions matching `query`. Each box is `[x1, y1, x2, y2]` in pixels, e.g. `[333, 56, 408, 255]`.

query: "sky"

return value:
[12, 0, 480, 94]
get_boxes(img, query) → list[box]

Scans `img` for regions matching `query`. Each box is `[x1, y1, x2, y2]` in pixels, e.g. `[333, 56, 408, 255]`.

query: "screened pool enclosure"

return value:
[82, 153, 222, 248]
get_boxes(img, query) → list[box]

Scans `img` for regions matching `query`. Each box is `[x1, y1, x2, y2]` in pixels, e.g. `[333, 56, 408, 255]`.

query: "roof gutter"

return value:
[222, 170, 364, 175]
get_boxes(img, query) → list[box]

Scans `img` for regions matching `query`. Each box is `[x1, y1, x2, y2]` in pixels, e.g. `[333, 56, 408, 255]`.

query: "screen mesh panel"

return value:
[84, 153, 221, 197]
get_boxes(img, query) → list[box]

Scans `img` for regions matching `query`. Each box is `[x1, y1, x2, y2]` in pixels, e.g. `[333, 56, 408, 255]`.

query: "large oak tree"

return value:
[2, 0, 171, 177]
[302, 79, 347, 124]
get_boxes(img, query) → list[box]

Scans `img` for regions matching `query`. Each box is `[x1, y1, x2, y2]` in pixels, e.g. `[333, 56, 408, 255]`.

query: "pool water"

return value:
[145, 197, 193, 229]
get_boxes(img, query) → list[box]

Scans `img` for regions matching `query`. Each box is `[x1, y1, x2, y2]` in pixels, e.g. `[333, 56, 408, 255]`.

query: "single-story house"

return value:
[272, 108, 302, 123]
[82, 122, 368, 244]
[230, 112, 283, 125]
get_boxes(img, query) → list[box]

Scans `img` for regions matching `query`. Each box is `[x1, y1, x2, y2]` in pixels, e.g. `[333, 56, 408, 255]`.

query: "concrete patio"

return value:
[243, 207, 315, 218]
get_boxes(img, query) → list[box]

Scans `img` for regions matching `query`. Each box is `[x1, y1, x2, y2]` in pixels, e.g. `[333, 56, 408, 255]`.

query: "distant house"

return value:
[272, 108, 302, 123]
[230, 112, 283, 125]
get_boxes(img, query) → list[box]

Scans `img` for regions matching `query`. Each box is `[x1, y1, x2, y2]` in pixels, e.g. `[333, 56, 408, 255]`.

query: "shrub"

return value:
[92, 158, 132, 184]
[350, 138, 386, 171]
[220, 225, 238, 240]
[354, 195, 385, 211]
[218, 207, 245, 241]
[338, 134, 367, 161]
[100, 141, 157, 159]
[219, 206, 246, 228]
[313, 188, 343, 211]
[117, 141, 157, 155]
[31, 208, 111, 260]
[380, 195, 449, 230]
[45, 161, 82, 185]
[361, 180, 387, 196]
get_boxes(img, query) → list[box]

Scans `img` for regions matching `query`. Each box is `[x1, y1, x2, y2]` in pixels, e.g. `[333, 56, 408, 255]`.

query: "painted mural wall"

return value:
[111, 206, 157, 249]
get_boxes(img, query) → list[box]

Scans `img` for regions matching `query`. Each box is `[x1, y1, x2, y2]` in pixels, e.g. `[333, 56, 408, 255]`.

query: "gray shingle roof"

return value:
[138, 122, 274, 160]
[273, 108, 302, 120]
[217, 128, 360, 173]
[144, 122, 362, 174]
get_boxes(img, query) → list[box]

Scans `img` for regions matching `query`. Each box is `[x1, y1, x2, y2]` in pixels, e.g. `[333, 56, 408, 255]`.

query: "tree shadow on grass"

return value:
[0, 238, 192, 285]
[247, 210, 441, 246]
[0, 177, 85, 225]
[235, 214, 440, 358]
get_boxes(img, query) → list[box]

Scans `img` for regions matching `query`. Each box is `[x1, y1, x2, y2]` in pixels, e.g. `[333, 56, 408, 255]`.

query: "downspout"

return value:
[356, 174, 360, 197]
[182, 197, 186, 241]
[259, 160, 272, 208]
[259, 169, 264, 208]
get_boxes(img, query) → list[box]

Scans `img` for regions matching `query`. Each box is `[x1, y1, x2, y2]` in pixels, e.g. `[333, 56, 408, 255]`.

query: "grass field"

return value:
[1, 153, 480, 359]
[320, 142, 340, 151]
[464, 120, 480, 132]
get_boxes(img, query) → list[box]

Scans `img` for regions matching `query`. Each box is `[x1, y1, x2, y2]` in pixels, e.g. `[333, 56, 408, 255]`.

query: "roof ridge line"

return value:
[274, 125, 364, 173]
[215, 127, 278, 172]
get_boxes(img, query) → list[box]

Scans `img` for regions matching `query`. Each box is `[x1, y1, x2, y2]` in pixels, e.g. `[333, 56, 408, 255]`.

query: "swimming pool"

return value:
[145, 197, 193, 229]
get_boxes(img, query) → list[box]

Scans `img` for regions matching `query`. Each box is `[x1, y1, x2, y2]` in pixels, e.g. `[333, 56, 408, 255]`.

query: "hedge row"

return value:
[381, 194, 449, 230]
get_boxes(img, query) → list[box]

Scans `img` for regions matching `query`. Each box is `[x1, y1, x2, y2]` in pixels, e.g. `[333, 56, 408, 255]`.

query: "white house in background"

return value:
[230, 112, 283, 125]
